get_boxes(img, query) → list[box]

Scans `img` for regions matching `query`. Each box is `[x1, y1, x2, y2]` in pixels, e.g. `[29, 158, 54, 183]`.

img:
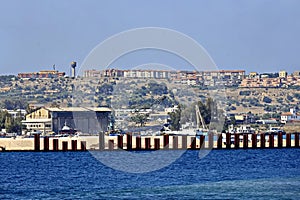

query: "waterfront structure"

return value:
[18, 70, 65, 79]
[22, 107, 111, 134]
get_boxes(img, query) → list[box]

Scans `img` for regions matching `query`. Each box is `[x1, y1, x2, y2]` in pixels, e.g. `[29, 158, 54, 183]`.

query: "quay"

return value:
[0, 132, 299, 152]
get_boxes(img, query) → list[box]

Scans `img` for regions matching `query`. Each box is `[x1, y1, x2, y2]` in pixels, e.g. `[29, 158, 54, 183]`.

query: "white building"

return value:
[281, 108, 300, 124]
[1, 109, 26, 118]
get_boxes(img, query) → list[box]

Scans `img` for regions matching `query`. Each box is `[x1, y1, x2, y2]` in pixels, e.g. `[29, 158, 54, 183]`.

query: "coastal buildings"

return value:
[83, 69, 246, 87]
[22, 107, 111, 135]
[18, 70, 65, 79]
[240, 71, 300, 88]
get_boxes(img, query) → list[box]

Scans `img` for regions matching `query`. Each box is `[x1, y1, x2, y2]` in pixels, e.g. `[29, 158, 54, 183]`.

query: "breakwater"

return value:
[0, 132, 299, 152]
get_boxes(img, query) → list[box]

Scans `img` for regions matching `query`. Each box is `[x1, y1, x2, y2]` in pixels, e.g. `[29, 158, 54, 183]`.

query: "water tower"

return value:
[71, 61, 77, 78]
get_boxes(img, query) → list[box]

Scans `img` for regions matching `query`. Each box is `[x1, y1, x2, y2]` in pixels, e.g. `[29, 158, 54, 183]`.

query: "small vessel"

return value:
[58, 122, 77, 135]
[228, 124, 255, 134]
[162, 104, 209, 136]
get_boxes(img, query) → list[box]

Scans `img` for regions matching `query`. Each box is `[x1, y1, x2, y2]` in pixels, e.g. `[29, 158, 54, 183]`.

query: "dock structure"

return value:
[0, 132, 300, 152]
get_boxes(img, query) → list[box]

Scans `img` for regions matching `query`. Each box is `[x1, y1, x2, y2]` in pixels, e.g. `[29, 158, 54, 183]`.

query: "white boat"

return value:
[228, 124, 255, 134]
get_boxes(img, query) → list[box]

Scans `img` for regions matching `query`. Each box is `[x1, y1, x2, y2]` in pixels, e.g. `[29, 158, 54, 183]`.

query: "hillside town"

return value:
[0, 65, 300, 137]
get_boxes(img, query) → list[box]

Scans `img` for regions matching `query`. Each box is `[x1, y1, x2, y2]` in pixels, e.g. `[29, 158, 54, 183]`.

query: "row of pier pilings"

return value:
[33, 132, 300, 152]
[34, 134, 87, 151]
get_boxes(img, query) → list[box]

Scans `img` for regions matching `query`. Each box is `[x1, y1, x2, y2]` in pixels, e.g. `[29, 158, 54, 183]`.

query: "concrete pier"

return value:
[1, 132, 300, 152]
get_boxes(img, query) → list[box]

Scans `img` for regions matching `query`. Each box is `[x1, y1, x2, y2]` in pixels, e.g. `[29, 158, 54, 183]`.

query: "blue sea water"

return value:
[0, 149, 300, 199]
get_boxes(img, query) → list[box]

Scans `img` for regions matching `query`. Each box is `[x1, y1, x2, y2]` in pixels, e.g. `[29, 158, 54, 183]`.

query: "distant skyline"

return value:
[1, 0, 300, 75]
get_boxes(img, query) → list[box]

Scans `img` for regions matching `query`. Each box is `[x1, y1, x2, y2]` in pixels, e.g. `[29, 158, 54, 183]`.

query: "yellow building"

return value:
[249, 72, 258, 78]
[279, 70, 288, 78]
[22, 107, 52, 134]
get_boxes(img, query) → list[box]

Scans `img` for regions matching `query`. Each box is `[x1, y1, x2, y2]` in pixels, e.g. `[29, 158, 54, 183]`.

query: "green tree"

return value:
[263, 96, 272, 104]
[230, 116, 236, 125]
[168, 105, 181, 131]
[0, 110, 10, 129]
[130, 112, 149, 127]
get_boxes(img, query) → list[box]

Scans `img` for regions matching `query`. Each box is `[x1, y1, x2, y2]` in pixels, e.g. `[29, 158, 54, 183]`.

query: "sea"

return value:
[0, 149, 300, 199]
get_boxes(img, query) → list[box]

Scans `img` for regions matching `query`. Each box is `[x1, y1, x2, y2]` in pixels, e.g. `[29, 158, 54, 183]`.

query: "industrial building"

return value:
[22, 107, 112, 135]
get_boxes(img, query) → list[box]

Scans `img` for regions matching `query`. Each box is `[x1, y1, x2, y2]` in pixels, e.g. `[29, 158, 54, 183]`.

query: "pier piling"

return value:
[191, 137, 196, 149]
[226, 133, 231, 149]
[200, 135, 205, 149]
[208, 133, 214, 149]
[81, 141, 87, 151]
[243, 134, 248, 149]
[34, 134, 40, 151]
[145, 138, 151, 150]
[53, 139, 59, 151]
[217, 134, 222, 149]
[278, 132, 282, 148]
[126, 133, 132, 150]
[182, 135, 187, 149]
[62, 141, 68, 151]
[71, 140, 77, 151]
[44, 136, 49, 151]
[99, 132, 105, 150]
[173, 136, 178, 149]
[117, 135, 123, 149]
[295, 133, 299, 148]
[234, 134, 239, 149]
[252, 134, 257, 148]
[260, 134, 265, 148]
[286, 133, 291, 148]
[136, 136, 141, 150]
[154, 138, 160, 150]
[108, 140, 114, 150]
[269, 134, 274, 148]
[163, 135, 169, 149]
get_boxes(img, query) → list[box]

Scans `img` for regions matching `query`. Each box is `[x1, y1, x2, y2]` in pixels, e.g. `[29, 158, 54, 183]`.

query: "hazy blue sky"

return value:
[1, 0, 300, 75]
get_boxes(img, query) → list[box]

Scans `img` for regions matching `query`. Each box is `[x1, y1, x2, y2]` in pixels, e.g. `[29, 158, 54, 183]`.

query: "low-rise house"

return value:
[281, 108, 300, 124]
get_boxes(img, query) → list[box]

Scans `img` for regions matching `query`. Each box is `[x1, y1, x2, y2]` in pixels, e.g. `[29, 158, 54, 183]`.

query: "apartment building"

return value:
[83, 69, 245, 87]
